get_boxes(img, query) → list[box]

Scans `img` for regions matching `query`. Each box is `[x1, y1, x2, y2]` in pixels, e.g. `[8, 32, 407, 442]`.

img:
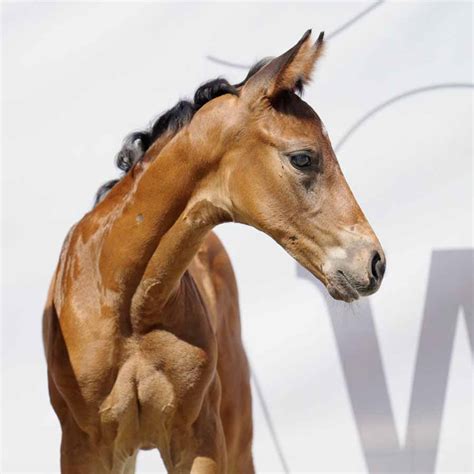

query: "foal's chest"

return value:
[99, 326, 217, 446]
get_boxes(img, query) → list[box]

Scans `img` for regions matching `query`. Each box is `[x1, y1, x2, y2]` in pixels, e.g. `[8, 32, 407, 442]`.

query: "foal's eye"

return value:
[290, 153, 313, 169]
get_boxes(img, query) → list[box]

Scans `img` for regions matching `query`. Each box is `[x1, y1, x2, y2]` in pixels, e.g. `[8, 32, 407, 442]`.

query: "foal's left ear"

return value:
[242, 29, 325, 102]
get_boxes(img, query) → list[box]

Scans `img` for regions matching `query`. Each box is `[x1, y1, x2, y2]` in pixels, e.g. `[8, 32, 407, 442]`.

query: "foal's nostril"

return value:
[370, 251, 385, 282]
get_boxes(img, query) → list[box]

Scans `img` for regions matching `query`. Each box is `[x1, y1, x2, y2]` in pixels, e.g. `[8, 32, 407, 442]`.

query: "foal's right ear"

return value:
[241, 30, 325, 103]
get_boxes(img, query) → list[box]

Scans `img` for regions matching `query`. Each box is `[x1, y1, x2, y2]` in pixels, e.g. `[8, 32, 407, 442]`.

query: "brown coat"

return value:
[43, 31, 384, 473]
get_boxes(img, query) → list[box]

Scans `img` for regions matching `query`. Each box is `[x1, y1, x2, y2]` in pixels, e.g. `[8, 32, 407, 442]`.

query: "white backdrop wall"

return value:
[2, 1, 472, 473]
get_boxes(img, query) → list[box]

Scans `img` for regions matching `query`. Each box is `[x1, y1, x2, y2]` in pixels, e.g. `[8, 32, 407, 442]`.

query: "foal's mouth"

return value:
[327, 269, 381, 303]
[327, 271, 361, 303]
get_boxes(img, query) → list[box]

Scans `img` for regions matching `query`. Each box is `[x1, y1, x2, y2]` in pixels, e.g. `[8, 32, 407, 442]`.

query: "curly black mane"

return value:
[95, 58, 272, 206]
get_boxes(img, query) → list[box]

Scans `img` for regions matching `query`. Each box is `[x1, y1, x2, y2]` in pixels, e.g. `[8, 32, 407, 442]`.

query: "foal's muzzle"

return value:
[325, 246, 386, 303]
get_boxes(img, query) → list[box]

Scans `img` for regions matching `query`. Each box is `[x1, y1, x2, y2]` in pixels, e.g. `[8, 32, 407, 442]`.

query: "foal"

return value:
[43, 31, 385, 473]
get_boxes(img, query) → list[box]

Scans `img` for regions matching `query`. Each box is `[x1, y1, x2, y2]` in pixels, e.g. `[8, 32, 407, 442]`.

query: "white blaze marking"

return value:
[327, 246, 347, 260]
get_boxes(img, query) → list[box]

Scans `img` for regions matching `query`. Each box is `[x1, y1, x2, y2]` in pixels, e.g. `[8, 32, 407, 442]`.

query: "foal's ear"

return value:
[242, 30, 325, 102]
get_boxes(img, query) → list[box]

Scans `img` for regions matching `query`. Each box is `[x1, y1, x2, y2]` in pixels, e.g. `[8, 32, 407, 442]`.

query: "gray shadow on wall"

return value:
[297, 249, 473, 473]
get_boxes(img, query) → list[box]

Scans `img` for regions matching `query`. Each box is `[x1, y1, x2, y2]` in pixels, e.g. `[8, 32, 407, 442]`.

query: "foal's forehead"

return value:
[264, 92, 325, 138]
[279, 92, 319, 121]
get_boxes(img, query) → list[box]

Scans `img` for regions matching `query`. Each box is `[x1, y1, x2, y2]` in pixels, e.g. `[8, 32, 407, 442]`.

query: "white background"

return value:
[1, 1, 472, 473]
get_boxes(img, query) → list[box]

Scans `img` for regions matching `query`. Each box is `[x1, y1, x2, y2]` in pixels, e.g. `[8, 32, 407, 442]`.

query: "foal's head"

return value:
[196, 31, 385, 302]
[100, 30, 385, 302]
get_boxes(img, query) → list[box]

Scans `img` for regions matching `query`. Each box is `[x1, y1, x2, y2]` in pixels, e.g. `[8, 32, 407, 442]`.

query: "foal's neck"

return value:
[95, 130, 227, 331]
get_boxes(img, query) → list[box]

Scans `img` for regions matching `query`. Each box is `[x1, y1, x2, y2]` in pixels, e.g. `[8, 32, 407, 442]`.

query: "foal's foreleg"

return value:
[170, 411, 227, 474]
[189, 403, 227, 474]
[166, 385, 227, 474]
[60, 414, 136, 474]
[60, 416, 110, 474]
[122, 451, 138, 474]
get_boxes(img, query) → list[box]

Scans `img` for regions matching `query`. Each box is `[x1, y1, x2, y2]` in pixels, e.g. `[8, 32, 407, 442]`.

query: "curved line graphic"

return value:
[251, 368, 290, 473]
[326, 0, 384, 40]
[207, 1, 385, 70]
[206, 56, 251, 70]
[335, 83, 474, 152]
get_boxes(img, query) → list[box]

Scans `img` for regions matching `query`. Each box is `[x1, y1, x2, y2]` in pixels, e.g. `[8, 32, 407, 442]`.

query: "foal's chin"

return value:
[326, 279, 361, 303]
[299, 256, 377, 303]
[325, 269, 381, 303]
[295, 254, 364, 303]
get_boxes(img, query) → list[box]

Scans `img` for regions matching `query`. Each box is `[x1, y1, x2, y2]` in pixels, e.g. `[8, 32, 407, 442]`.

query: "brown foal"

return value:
[43, 31, 385, 473]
